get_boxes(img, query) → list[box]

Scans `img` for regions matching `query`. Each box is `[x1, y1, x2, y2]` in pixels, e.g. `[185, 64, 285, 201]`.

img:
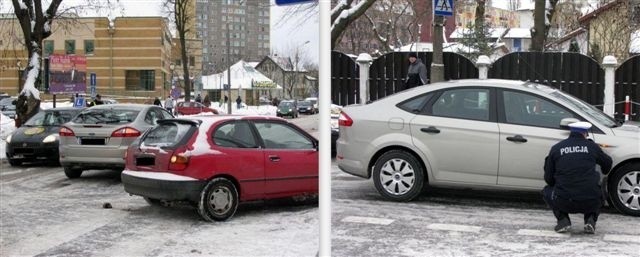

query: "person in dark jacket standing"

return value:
[405, 52, 428, 89]
[543, 121, 612, 234]
[153, 97, 162, 106]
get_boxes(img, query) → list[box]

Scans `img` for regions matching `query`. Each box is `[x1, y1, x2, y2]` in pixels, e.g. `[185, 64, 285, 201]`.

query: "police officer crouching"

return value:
[543, 121, 612, 234]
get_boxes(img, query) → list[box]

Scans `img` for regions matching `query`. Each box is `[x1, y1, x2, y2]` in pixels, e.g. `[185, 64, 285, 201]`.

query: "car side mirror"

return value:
[560, 117, 580, 128]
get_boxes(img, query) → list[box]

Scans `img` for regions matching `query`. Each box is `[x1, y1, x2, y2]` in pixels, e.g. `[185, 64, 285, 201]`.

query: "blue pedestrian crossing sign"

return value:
[434, 0, 454, 16]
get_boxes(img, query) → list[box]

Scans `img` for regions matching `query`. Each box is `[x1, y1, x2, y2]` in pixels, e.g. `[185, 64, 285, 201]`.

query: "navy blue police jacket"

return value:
[544, 132, 612, 201]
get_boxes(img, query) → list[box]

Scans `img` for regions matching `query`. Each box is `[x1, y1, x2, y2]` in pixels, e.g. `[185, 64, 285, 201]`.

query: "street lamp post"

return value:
[169, 63, 176, 99]
[108, 20, 115, 94]
[16, 61, 23, 92]
[227, 20, 232, 114]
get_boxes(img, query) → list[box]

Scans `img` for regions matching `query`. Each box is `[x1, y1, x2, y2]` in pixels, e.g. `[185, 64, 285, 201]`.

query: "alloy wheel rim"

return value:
[209, 186, 232, 214]
[379, 158, 415, 195]
[617, 171, 640, 211]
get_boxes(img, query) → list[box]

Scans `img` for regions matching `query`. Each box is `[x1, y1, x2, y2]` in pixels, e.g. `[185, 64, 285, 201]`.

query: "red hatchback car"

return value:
[121, 116, 318, 221]
[175, 101, 219, 115]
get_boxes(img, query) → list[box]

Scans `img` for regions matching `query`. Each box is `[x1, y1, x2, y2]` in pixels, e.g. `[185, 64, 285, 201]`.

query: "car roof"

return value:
[85, 103, 150, 110]
[45, 107, 84, 112]
[167, 115, 287, 128]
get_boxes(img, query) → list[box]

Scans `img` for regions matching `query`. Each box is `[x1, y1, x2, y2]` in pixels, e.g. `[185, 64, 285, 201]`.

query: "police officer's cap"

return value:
[568, 121, 592, 133]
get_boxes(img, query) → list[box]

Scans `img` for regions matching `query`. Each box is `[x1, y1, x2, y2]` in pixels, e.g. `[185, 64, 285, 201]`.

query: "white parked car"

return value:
[337, 79, 640, 217]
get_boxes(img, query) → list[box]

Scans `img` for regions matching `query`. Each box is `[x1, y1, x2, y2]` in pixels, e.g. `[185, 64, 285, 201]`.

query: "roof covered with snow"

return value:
[202, 60, 282, 90]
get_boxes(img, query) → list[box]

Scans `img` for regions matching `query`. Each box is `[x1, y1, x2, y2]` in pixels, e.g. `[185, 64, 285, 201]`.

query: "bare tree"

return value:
[10, 0, 63, 127]
[531, 0, 560, 51]
[585, 0, 634, 61]
[8, 0, 118, 127]
[331, 0, 378, 49]
[162, 0, 194, 101]
[364, 0, 415, 53]
[281, 43, 310, 99]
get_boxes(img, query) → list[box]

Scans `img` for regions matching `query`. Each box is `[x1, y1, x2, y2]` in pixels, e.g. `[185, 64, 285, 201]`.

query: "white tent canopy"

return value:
[202, 60, 282, 90]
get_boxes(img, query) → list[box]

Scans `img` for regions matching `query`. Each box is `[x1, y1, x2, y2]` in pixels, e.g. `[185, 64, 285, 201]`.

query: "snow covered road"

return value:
[0, 165, 318, 257]
[331, 161, 640, 257]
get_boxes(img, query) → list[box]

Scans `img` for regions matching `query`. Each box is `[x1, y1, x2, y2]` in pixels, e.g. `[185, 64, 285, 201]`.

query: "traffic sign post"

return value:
[434, 0, 454, 16]
[90, 73, 97, 98]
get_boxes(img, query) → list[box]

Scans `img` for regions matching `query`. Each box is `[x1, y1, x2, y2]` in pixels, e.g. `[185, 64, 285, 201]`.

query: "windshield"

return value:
[279, 102, 293, 107]
[0, 98, 15, 109]
[25, 110, 78, 126]
[530, 84, 619, 128]
[299, 101, 311, 107]
[72, 108, 140, 124]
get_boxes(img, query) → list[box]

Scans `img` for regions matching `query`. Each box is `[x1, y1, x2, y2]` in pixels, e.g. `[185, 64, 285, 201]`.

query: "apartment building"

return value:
[195, 0, 270, 74]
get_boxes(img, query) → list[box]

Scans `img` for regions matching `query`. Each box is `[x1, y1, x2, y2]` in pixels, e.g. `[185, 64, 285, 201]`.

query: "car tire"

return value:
[198, 178, 239, 222]
[8, 158, 21, 166]
[372, 150, 424, 202]
[64, 167, 83, 179]
[607, 162, 640, 217]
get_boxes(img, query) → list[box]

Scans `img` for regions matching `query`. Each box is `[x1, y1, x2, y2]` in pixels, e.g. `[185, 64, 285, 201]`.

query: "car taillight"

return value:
[59, 126, 75, 137]
[111, 127, 141, 137]
[168, 154, 189, 171]
[338, 111, 353, 127]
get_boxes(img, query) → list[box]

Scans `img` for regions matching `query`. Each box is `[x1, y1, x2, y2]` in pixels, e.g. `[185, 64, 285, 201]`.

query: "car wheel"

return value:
[608, 162, 640, 216]
[372, 150, 424, 202]
[8, 158, 21, 166]
[198, 178, 239, 221]
[64, 166, 83, 179]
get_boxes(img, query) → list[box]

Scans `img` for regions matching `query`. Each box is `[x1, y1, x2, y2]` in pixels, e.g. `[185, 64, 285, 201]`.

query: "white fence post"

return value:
[356, 53, 372, 104]
[602, 55, 617, 117]
[476, 55, 491, 80]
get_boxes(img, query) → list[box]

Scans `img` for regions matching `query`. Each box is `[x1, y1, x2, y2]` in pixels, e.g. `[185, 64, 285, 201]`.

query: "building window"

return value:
[84, 40, 95, 55]
[65, 40, 75, 55]
[176, 59, 182, 66]
[43, 40, 54, 56]
[125, 70, 156, 91]
[189, 56, 195, 67]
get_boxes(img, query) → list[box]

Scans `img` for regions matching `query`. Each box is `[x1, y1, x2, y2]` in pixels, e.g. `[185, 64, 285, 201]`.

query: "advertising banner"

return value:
[49, 55, 87, 94]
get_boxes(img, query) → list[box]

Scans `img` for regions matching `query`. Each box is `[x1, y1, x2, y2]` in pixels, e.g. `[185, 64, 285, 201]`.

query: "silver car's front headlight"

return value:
[43, 134, 58, 143]
[5, 134, 12, 143]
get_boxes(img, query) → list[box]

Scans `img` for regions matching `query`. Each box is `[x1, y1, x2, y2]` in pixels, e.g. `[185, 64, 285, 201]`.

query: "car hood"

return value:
[611, 121, 640, 138]
[11, 126, 60, 142]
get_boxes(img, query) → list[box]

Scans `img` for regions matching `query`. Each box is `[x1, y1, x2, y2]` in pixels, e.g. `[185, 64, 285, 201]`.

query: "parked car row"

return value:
[4, 102, 318, 221]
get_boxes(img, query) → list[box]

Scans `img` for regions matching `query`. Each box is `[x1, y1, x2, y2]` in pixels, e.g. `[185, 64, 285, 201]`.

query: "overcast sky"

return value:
[0, 0, 319, 65]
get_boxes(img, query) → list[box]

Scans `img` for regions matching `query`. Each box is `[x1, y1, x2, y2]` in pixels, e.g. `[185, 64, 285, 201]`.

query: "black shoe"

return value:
[584, 216, 596, 234]
[555, 218, 571, 233]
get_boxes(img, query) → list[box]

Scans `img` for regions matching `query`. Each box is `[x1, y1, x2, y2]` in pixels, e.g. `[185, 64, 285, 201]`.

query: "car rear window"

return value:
[72, 109, 140, 124]
[142, 122, 194, 147]
[25, 110, 78, 126]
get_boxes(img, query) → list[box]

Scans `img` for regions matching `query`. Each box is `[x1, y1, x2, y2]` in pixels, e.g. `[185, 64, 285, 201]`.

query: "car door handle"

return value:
[420, 126, 440, 134]
[268, 155, 280, 162]
[506, 135, 528, 143]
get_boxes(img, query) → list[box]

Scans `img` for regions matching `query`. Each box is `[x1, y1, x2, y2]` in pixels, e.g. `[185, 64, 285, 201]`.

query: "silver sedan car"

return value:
[336, 79, 640, 217]
[59, 104, 174, 178]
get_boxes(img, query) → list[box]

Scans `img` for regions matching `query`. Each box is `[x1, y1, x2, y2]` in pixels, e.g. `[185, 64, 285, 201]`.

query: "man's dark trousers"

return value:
[542, 186, 601, 223]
